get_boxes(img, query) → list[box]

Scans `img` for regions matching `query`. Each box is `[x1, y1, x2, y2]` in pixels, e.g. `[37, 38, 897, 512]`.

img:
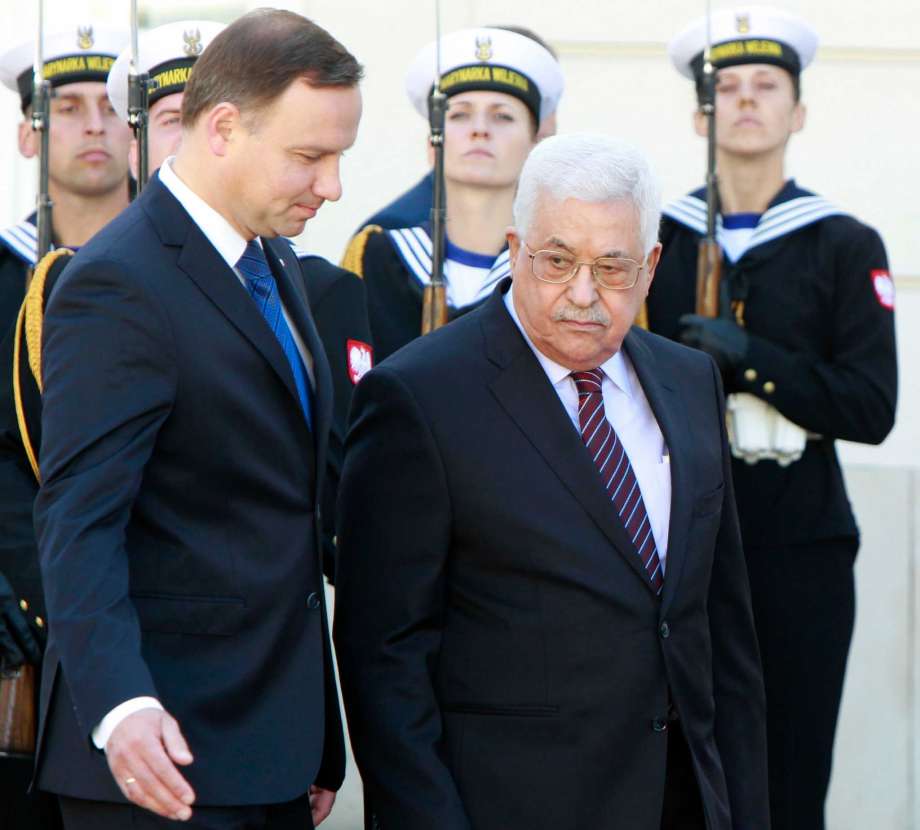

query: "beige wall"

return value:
[2, 2, 916, 826]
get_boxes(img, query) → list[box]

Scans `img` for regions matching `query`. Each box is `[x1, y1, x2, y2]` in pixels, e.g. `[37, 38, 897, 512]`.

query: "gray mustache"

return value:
[552, 305, 611, 325]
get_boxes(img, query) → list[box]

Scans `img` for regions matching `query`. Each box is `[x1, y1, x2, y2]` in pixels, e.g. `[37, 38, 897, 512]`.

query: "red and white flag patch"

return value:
[871, 269, 895, 310]
[347, 339, 373, 385]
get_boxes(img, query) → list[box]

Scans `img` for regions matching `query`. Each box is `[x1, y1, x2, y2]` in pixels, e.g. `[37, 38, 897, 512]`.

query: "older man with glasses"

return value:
[334, 133, 769, 830]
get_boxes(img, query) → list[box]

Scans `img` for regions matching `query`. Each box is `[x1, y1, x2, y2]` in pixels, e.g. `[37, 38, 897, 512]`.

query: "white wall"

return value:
[2, 2, 916, 826]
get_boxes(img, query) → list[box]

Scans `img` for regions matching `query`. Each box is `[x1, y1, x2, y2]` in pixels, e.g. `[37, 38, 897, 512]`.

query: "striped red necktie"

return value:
[572, 368, 664, 594]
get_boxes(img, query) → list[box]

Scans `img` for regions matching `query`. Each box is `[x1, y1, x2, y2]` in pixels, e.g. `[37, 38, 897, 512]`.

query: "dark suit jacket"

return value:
[334, 281, 768, 830]
[33, 174, 344, 805]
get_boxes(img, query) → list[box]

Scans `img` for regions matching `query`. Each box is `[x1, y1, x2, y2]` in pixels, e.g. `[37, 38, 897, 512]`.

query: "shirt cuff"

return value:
[92, 697, 164, 750]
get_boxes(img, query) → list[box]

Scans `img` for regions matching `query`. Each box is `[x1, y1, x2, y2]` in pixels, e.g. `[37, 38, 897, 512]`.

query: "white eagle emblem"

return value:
[475, 36, 493, 62]
[871, 269, 895, 310]
[77, 26, 94, 50]
[183, 29, 203, 57]
[347, 340, 374, 385]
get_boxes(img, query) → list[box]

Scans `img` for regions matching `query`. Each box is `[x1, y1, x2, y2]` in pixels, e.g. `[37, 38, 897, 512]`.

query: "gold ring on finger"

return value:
[124, 777, 137, 786]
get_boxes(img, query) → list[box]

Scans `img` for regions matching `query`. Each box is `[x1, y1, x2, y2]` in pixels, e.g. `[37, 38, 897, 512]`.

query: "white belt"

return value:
[725, 393, 820, 467]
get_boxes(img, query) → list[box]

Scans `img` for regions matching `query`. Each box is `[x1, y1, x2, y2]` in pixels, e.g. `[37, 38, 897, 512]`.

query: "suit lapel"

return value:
[263, 237, 332, 480]
[168, 216, 301, 414]
[622, 330, 692, 612]
[482, 288, 659, 596]
[141, 176, 322, 470]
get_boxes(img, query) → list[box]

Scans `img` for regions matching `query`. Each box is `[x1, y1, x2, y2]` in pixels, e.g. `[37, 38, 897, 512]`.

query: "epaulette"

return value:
[635, 302, 649, 331]
[340, 225, 383, 278]
[13, 248, 74, 481]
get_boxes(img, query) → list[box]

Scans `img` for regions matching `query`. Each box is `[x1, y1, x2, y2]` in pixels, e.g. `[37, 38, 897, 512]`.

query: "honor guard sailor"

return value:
[7, 21, 228, 506]
[107, 20, 227, 177]
[354, 26, 562, 233]
[342, 26, 563, 360]
[0, 22, 130, 830]
[646, 7, 898, 828]
[0, 23, 130, 323]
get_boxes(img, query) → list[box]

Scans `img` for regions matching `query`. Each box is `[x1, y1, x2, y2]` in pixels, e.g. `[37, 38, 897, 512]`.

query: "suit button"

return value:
[652, 718, 668, 732]
[19, 599, 28, 612]
[763, 381, 776, 395]
[35, 616, 44, 629]
[659, 621, 670, 639]
[743, 368, 757, 382]
[307, 592, 321, 610]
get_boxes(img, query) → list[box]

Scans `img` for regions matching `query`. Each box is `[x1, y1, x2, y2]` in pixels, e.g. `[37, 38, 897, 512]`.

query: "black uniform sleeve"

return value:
[299, 257, 374, 581]
[731, 222, 897, 443]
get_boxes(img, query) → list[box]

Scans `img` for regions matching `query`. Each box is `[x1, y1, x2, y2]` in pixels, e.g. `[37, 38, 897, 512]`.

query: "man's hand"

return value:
[310, 784, 336, 826]
[678, 313, 750, 374]
[0, 572, 42, 669]
[106, 708, 196, 821]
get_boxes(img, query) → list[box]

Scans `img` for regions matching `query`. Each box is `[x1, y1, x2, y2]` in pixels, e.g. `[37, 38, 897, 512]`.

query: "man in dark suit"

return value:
[335, 133, 769, 830]
[33, 10, 362, 828]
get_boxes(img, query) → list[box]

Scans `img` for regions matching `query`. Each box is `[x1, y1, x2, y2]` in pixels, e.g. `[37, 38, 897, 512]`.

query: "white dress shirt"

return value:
[92, 161, 315, 750]
[504, 290, 672, 567]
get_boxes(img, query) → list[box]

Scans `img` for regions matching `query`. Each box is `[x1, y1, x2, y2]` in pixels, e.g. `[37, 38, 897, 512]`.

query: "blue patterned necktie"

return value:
[572, 368, 663, 594]
[236, 240, 313, 430]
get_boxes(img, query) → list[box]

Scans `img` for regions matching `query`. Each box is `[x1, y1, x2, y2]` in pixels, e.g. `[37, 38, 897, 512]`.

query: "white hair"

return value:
[512, 133, 662, 255]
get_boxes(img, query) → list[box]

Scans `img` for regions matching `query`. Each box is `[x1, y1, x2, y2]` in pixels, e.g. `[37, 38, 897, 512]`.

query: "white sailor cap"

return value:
[0, 24, 128, 111]
[406, 27, 564, 124]
[107, 21, 226, 123]
[668, 5, 818, 82]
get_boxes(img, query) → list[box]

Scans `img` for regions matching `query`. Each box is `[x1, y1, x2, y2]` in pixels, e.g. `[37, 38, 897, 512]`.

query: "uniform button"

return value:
[35, 616, 44, 628]
[743, 368, 757, 382]
[659, 621, 670, 639]
[763, 381, 776, 394]
[652, 718, 668, 732]
[306, 592, 321, 610]
[332, 535, 338, 547]
[19, 599, 28, 612]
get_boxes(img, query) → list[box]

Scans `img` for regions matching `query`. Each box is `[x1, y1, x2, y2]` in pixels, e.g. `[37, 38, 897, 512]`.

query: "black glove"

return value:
[678, 314, 749, 374]
[0, 571, 42, 670]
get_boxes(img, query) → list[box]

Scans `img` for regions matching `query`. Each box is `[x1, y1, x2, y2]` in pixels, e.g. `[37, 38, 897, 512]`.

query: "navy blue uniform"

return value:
[646, 180, 898, 830]
[0, 217, 62, 830]
[358, 172, 432, 232]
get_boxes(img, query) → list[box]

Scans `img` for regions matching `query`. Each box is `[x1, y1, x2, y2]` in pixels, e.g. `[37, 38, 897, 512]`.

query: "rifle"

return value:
[32, 0, 52, 261]
[127, 0, 151, 192]
[695, 0, 721, 318]
[420, 0, 449, 335]
[0, 664, 36, 758]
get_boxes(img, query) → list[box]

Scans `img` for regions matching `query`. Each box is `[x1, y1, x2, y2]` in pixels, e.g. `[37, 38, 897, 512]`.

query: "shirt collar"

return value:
[503, 287, 634, 398]
[158, 157, 250, 270]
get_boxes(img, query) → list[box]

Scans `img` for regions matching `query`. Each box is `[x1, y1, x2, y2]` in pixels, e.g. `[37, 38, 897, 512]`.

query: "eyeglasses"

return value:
[524, 244, 646, 291]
